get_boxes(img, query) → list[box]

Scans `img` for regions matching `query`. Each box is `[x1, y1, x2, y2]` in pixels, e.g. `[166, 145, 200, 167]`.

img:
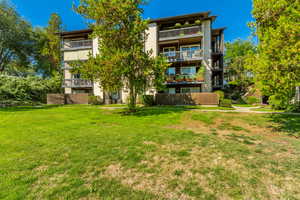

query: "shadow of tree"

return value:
[0, 105, 63, 112]
[269, 114, 300, 138]
[119, 106, 189, 117]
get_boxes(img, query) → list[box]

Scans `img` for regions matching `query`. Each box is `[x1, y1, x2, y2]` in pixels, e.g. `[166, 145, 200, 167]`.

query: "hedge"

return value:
[0, 75, 61, 106]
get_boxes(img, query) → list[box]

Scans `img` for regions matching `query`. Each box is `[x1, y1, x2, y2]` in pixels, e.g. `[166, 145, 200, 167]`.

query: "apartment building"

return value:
[60, 11, 225, 103]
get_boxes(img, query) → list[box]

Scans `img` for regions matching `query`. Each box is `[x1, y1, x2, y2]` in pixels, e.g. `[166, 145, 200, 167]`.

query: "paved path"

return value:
[99, 106, 300, 115]
[200, 106, 300, 115]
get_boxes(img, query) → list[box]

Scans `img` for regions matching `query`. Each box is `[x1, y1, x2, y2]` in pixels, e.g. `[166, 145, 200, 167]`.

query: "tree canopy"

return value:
[74, 0, 168, 111]
[35, 13, 63, 77]
[0, 1, 35, 74]
[250, 0, 300, 109]
[224, 39, 257, 100]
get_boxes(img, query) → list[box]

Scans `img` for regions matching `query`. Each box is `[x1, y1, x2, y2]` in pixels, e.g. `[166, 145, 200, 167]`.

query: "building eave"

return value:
[58, 29, 93, 38]
[149, 11, 212, 23]
[212, 27, 227, 35]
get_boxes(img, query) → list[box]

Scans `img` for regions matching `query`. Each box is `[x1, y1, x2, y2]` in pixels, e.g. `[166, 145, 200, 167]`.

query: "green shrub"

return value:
[0, 75, 61, 106]
[214, 90, 225, 101]
[175, 23, 181, 27]
[245, 96, 260, 105]
[219, 99, 232, 108]
[195, 20, 202, 24]
[287, 102, 300, 113]
[141, 95, 155, 107]
[88, 96, 103, 105]
[235, 98, 247, 104]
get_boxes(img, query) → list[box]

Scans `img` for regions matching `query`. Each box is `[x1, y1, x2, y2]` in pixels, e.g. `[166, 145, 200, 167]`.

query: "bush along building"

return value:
[60, 11, 225, 104]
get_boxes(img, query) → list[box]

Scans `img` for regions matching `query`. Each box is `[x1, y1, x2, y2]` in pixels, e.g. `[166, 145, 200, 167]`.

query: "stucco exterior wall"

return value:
[202, 20, 212, 92]
[91, 37, 104, 98]
[64, 69, 72, 94]
[145, 23, 158, 57]
[144, 23, 158, 95]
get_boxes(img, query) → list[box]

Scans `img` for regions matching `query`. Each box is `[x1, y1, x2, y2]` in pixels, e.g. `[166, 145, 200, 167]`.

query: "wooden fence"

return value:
[47, 94, 89, 105]
[156, 93, 219, 105]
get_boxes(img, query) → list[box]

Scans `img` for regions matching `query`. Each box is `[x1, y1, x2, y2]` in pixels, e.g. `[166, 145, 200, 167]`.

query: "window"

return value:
[166, 67, 176, 75]
[163, 47, 176, 57]
[180, 87, 201, 93]
[181, 67, 196, 75]
[180, 45, 201, 52]
[168, 88, 176, 94]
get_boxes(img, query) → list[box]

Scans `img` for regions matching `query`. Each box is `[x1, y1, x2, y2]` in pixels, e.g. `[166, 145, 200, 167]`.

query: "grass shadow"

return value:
[269, 114, 300, 138]
[119, 106, 189, 117]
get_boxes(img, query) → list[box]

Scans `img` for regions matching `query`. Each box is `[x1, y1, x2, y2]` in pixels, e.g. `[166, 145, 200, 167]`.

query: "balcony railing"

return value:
[159, 26, 202, 41]
[161, 50, 203, 62]
[166, 75, 204, 85]
[63, 79, 93, 88]
[61, 40, 93, 51]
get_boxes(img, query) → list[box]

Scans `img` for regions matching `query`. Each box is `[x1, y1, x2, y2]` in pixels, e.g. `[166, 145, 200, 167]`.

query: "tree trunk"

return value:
[128, 82, 137, 112]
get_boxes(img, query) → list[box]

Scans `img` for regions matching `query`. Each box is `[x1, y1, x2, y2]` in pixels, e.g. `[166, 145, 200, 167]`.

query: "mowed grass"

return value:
[0, 105, 300, 200]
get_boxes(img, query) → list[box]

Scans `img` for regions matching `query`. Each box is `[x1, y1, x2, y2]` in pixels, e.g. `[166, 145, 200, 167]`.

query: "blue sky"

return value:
[10, 0, 254, 42]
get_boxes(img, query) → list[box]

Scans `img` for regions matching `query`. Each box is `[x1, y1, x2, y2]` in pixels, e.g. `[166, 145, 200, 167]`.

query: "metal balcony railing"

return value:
[159, 26, 202, 41]
[161, 50, 203, 62]
[62, 40, 92, 50]
[63, 79, 93, 88]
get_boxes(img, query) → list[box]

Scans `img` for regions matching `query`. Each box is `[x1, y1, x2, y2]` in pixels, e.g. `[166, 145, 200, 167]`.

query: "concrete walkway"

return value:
[99, 105, 300, 115]
[200, 106, 300, 115]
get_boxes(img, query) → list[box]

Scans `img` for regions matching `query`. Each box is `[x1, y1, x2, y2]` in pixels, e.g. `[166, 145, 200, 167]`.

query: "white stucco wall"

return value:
[91, 37, 104, 98]
[145, 23, 158, 57]
[202, 20, 213, 92]
[144, 23, 158, 96]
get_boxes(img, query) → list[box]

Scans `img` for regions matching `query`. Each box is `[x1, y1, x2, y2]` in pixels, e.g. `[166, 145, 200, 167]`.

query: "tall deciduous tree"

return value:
[250, 0, 300, 109]
[0, 1, 34, 74]
[224, 39, 257, 98]
[74, 0, 168, 111]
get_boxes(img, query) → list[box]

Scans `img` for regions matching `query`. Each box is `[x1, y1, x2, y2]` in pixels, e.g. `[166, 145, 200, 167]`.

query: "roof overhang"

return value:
[149, 11, 213, 23]
[212, 27, 226, 35]
[59, 29, 93, 39]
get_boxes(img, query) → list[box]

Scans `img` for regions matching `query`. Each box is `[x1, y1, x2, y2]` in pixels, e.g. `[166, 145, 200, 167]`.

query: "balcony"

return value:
[161, 50, 203, 62]
[166, 75, 205, 85]
[61, 40, 93, 51]
[63, 79, 93, 88]
[159, 26, 202, 41]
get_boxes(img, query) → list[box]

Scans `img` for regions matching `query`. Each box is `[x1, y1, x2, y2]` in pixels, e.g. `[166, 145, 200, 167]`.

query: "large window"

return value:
[166, 67, 176, 75]
[163, 47, 176, 57]
[181, 67, 196, 75]
[168, 88, 176, 94]
[180, 87, 201, 93]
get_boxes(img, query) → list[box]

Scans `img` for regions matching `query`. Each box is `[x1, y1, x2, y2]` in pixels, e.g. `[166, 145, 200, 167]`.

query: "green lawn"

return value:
[233, 104, 256, 107]
[1, 105, 300, 199]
